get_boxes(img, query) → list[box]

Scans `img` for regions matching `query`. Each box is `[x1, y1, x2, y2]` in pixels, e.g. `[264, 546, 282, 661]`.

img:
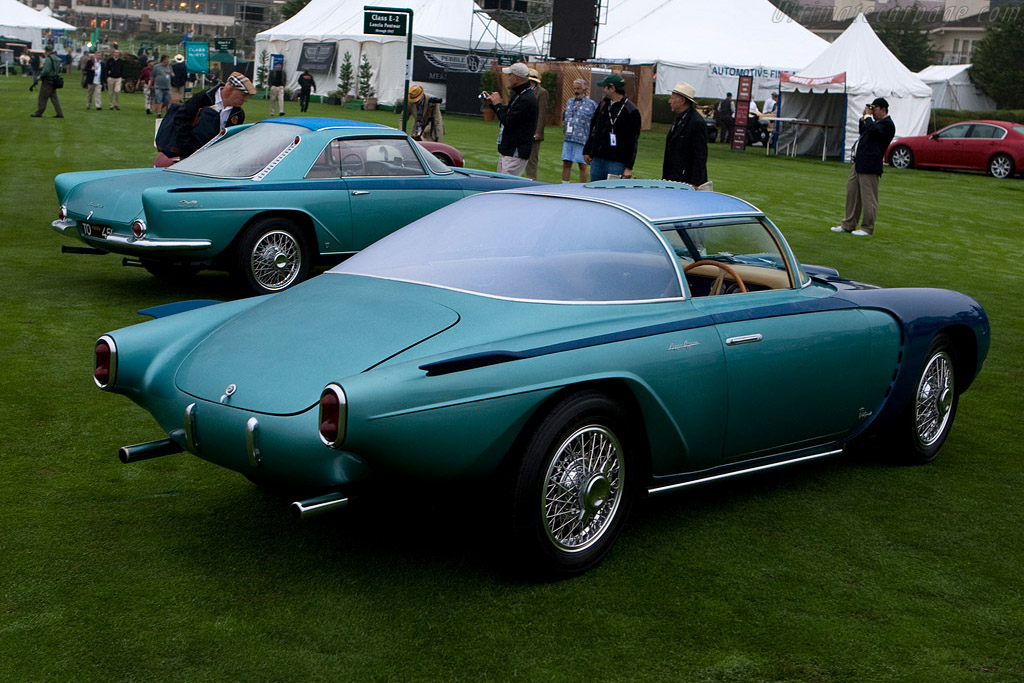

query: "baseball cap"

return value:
[597, 73, 625, 88]
[502, 63, 530, 78]
[869, 97, 889, 109]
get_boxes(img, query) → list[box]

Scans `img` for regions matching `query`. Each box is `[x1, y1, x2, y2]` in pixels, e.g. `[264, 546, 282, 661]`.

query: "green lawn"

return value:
[2, 76, 1023, 681]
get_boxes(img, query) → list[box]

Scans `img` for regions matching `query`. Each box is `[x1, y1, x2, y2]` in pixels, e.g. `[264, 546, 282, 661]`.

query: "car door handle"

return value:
[725, 333, 763, 346]
[352, 190, 369, 196]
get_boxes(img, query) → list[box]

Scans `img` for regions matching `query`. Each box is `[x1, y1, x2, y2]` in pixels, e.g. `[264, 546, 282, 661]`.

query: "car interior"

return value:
[306, 137, 428, 179]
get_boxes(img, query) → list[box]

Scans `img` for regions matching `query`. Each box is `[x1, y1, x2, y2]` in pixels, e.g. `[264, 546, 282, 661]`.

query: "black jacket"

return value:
[171, 62, 188, 88]
[853, 114, 896, 175]
[492, 83, 537, 159]
[169, 86, 245, 158]
[584, 96, 642, 169]
[297, 73, 316, 92]
[662, 107, 709, 186]
[81, 56, 102, 87]
[105, 57, 124, 79]
[269, 69, 285, 87]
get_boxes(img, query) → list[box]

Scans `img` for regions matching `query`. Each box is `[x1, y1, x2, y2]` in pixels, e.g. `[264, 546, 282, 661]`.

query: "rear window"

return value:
[170, 123, 303, 178]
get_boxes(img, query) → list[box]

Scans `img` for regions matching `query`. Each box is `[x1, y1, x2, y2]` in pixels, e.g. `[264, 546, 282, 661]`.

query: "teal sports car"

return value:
[51, 117, 534, 294]
[96, 181, 990, 578]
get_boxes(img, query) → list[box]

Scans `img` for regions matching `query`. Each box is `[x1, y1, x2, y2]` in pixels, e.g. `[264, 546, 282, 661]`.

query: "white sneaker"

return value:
[829, 226, 848, 233]
[851, 229, 871, 236]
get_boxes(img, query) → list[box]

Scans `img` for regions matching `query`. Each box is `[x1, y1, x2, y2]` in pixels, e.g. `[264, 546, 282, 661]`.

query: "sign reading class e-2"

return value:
[364, 11, 407, 36]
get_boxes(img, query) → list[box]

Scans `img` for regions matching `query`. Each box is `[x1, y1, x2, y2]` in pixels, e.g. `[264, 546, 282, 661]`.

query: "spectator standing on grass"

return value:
[717, 92, 734, 144]
[830, 98, 896, 237]
[662, 81, 708, 188]
[583, 73, 641, 181]
[297, 68, 316, 112]
[82, 50, 103, 111]
[170, 54, 188, 104]
[137, 58, 154, 115]
[151, 55, 173, 118]
[30, 45, 64, 118]
[29, 52, 41, 90]
[483, 62, 538, 178]
[105, 49, 124, 110]
[525, 68, 548, 181]
[561, 78, 596, 183]
[269, 61, 286, 116]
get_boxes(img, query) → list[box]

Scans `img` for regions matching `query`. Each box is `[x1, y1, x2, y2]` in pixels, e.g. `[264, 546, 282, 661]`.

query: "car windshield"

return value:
[331, 193, 682, 302]
[169, 123, 304, 178]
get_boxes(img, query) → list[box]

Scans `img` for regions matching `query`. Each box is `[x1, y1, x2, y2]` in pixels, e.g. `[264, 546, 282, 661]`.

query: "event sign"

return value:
[364, 10, 408, 36]
[780, 72, 847, 89]
[214, 38, 236, 53]
[413, 47, 519, 83]
[297, 42, 337, 72]
[731, 75, 754, 151]
[185, 42, 209, 75]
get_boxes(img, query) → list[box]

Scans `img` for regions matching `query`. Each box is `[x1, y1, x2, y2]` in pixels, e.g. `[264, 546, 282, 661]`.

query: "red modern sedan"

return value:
[885, 120, 1024, 179]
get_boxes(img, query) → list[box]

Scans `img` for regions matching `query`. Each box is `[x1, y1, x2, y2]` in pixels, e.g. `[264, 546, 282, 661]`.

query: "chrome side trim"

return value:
[184, 402, 199, 453]
[647, 449, 842, 496]
[291, 492, 349, 520]
[100, 234, 213, 250]
[246, 417, 262, 467]
[725, 333, 763, 346]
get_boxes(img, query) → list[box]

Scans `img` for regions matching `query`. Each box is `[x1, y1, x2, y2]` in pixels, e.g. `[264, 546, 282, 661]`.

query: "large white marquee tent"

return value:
[255, 0, 533, 104]
[779, 13, 931, 162]
[593, 0, 829, 101]
[0, 0, 76, 50]
[917, 64, 996, 111]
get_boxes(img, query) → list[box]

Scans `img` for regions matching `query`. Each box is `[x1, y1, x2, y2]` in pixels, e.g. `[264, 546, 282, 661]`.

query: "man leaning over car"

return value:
[169, 72, 257, 159]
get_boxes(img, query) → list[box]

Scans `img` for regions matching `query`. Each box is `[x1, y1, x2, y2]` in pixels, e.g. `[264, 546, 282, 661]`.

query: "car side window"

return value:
[967, 124, 1004, 140]
[936, 124, 971, 140]
[306, 138, 428, 179]
[306, 139, 343, 179]
[661, 219, 795, 296]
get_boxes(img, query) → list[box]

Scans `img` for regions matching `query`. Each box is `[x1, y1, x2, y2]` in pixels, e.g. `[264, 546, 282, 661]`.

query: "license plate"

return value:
[82, 223, 112, 239]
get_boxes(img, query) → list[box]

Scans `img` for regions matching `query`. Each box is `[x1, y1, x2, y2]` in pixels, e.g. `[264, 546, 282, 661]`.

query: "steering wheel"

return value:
[683, 259, 748, 296]
[340, 153, 365, 177]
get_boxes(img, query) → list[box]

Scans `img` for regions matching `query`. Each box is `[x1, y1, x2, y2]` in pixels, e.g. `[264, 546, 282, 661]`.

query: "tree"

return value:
[256, 49, 269, 89]
[873, 5, 936, 73]
[337, 51, 354, 100]
[280, 0, 312, 20]
[358, 54, 375, 99]
[971, 8, 1024, 109]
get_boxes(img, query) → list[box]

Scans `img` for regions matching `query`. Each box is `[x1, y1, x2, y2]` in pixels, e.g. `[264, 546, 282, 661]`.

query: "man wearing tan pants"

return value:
[831, 97, 895, 237]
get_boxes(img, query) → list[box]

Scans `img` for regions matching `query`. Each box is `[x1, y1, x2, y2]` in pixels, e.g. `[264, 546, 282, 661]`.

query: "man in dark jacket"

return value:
[584, 73, 641, 181]
[484, 62, 538, 177]
[297, 68, 316, 112]
[82, 50, 103, 110]
[830, 97, 896, 236]
[166, 72, 255, 159]
[662, 81, 708, 187]
[105, 49, 124, 110]
[170, 54, 189, 104]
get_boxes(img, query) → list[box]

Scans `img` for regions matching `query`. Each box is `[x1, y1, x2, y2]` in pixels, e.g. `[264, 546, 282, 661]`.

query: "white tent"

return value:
[918, 64, 996, 111]
[779, 13, 931, 162]
[255, 0, 533, 104]
[0, 0, 75, 50]
[593, 0, 828, 101]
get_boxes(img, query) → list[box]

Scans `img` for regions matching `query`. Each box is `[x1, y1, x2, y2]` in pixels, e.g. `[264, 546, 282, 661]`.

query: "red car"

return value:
[888, 120, 1024, 179]
[886, 120, 1024, 179]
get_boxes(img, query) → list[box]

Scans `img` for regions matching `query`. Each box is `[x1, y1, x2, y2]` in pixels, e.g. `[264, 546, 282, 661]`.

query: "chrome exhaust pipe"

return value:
[291, 492, 349, 520]
[121, 257, 144, 268]
[118, 438, 183, 464]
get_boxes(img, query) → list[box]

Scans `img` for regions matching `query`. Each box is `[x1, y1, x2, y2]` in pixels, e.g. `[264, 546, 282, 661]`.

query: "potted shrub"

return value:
[358, 54, 377, 110]
[337, 51, 354, 104]
[479, 68, 498, 121]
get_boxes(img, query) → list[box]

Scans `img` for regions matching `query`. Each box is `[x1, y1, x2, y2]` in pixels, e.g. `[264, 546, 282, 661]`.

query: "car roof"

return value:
[499, 180, 762, 223]
[261, 117, 391, 132]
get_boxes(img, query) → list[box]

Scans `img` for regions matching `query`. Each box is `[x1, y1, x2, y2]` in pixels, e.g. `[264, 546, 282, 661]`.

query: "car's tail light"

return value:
[94, 335, 117, 389]
[318, 384, 347, 448]
[58, 205, 66, 220]
[132, 219, 146, 239]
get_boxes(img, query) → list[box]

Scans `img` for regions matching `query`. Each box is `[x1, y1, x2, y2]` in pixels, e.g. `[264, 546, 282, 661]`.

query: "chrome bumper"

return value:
[50, 219, 212, 251]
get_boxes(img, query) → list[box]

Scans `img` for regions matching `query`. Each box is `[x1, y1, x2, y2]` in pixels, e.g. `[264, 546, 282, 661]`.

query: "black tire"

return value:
[234, 217, 311, 295]
[142, 260, 201, 281]
[509, 391, 639, 579]
[988, 153, 1014, 179]
[890, 145, 914, 170]
[431, 152, 453, 166]
[893, 334, 958, 465]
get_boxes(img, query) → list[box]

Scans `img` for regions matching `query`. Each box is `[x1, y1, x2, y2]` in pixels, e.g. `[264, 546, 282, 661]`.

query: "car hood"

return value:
[55, 169, 229, 225]
[173, 275, 459, 415]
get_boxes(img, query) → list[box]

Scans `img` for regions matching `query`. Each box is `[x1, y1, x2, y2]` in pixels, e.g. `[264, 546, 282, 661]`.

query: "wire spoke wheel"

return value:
[250, 230, 302, 291]
[915, 350, 954, 448]
[543, 425, 624, 552]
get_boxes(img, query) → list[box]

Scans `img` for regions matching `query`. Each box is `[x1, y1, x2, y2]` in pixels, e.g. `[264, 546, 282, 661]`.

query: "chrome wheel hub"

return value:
[251, 230, 300, 291]
[543, 425, 624, 552]
[915, 351, 954, 447]
[991, 157, 1011, 178]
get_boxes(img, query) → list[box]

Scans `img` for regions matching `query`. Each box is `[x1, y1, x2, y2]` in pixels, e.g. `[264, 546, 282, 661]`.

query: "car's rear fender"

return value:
[216, 210, 325, 267]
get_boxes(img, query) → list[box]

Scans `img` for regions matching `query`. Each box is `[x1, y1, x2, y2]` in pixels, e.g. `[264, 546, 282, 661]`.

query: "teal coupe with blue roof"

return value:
[52, 117, 535, 294]
[95, 181, 989, 578]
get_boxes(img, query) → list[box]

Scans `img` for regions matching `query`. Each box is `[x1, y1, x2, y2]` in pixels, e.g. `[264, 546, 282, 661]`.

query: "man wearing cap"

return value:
[561, 78, 597, 183]
[484, 62, 538, 177]
[269, 61, 286, 116]
[167, 72, 256, 159]
[31, 45, 64, 118]
[584, 73, 641, 181]
[830, 98, 895, 237]
[170, 54, 188, 104]
[297, 68, 316, 113]
[662, 82, 708, 187]
[409, 85, 444, 142]
[525, 68, 548, 181]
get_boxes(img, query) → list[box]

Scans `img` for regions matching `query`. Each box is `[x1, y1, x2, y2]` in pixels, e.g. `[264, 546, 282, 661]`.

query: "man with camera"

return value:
[483, 62, 538, 177]
[409, 85, 445, 143]
[830, 97, 895, 237]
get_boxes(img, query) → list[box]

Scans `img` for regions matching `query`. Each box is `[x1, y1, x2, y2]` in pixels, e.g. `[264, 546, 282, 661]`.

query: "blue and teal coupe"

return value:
[51, 117, 534, 294]
[95, 181, 989, 578]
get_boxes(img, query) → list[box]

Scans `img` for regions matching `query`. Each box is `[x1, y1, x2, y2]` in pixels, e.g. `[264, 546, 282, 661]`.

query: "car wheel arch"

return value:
[230, 210, 319, 257]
